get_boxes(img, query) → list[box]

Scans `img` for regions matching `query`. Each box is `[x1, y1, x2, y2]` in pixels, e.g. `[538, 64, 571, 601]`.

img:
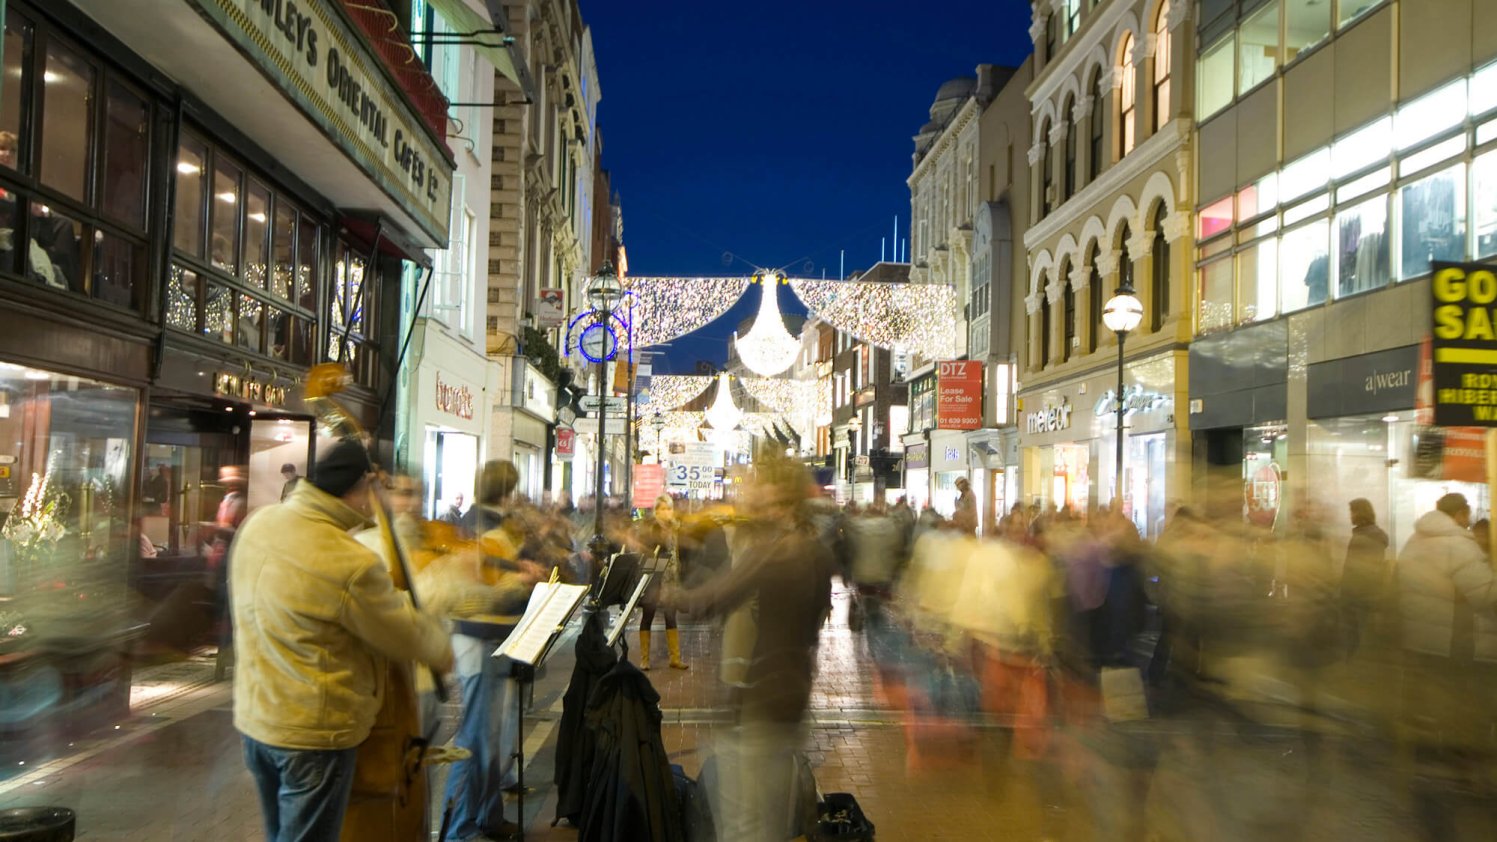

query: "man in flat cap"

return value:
[229, 439, 454, 842]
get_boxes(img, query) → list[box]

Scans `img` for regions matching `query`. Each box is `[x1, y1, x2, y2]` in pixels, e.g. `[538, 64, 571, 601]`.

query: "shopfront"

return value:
[408, 328, 486, 520]
[902, 439, 929, 510]
[1020, 351, 1185, 537]
[1305, 343, 1486, 560]
[929, 430, 968, 518]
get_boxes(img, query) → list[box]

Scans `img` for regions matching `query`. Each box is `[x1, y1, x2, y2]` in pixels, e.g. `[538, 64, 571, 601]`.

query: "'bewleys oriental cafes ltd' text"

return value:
[251, 0, 443, 203]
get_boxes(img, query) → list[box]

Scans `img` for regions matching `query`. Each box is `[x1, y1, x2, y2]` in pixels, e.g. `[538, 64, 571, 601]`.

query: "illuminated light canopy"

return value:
[740, 377, 817, 439]
[646, 375, 715, 411]
[703, 373, 743, 432]
[787, 278, 957, 360]
[624, 276, 752, 348]
[732, 274, 802, 376]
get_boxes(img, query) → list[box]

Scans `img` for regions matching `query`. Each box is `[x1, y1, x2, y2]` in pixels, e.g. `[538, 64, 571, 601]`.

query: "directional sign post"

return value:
[579, 395, 628, 414]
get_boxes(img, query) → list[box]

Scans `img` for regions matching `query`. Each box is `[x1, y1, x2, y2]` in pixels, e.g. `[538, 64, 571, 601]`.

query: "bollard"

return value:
[0, 808, 75, 842]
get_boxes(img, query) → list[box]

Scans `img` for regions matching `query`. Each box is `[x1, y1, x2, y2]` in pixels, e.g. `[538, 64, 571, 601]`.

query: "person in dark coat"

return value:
[662, 456, 835, 842]
[1341, 497, 1390, 655]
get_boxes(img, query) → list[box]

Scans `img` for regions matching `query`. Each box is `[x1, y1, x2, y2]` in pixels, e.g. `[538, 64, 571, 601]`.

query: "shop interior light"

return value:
[248, 212, 267, 223]
[216, 192, 236, 204]
[1382, 413, 1400, 423]
[22, 370, 49, 381]
[176, 161, 201, 175]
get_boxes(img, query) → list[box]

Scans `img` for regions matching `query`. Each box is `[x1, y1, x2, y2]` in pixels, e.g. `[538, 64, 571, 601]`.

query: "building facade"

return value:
[0, 0, 459, 737]
[1019, 0, 1195, 538]
[1189, 0, 1497, 552]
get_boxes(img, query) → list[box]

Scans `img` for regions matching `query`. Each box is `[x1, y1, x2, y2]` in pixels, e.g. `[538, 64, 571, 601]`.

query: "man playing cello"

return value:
[230, 439, 454, 842]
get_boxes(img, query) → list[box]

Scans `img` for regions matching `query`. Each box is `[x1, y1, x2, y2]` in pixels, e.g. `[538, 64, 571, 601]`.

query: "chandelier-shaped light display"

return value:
[703, 373, 743, 431]
[733, 275, 802, 376]
[787, 278, 957, 360]
[623, 276, 752, 348]
[646, 375, 715, 411]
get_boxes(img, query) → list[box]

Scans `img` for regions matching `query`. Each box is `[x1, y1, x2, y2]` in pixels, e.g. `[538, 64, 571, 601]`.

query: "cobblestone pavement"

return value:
[1, 587, 1491, 840]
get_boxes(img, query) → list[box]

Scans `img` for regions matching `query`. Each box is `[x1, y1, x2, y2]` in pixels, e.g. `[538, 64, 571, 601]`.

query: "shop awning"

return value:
[428, 0, 537, 102]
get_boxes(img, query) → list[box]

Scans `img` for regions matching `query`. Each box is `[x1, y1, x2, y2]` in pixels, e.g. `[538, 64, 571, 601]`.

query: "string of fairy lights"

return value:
[786, 278, 957, 360]
[623, 276, 752, 348]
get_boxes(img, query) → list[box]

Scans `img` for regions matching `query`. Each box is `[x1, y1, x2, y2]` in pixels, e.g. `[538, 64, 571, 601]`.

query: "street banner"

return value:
[555, 427, 575, 461]
[535, 288, 566, 329]
[936, 360, 983, 430]
[632, 464, 665, 508]
[1430, 261, 1497, 426]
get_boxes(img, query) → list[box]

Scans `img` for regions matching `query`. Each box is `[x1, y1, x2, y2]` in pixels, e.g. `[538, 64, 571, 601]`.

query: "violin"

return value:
[303, 364, 439, 842]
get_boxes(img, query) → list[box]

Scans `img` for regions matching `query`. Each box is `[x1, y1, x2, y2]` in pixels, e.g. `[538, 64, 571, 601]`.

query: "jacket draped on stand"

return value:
[579, 659, 684, 842]
[554, 611, 619, 826]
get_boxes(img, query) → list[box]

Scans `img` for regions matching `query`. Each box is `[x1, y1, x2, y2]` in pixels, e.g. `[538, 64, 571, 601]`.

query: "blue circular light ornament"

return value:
[579, 322, 619, 363]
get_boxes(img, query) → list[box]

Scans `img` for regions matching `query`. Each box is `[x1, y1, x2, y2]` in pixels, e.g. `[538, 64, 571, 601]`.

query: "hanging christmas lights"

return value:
[740, 377, 816, 439]
[786, 278, 957, 360]
[733, 274, 802, 376]
[702, 372, 743, 432]
[645, 375, 715, 412]
[623, 276, 753, 348]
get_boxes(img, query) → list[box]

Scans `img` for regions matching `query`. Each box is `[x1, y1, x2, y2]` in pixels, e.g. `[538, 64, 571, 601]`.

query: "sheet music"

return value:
[494, 582, 589, 666]
[605, 571, 655, 649]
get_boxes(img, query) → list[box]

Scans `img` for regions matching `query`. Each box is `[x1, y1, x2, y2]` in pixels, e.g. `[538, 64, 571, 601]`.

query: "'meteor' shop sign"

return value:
[199, 0, 452, 241]
[215, 372, 288, 406]
[1430, 261, 1497, 426]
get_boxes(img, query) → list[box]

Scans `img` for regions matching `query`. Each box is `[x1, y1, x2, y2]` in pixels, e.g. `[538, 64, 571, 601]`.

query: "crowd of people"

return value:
[222, 434, 1497, 841]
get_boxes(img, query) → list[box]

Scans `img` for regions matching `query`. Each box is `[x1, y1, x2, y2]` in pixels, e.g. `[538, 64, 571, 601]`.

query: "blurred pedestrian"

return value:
[635, 494, 688, 670]
[278, 462, 301, 501]
[1340, 498, 1390, 655]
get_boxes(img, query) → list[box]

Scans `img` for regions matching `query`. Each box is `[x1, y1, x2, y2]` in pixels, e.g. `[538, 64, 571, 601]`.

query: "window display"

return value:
[1335, 194, 1389, 297]
[0, 362, 137, 641]
[1398, 164, 1465, 279]
[1238, 1, 1280, 94]
[1280, 219, 1329, 313]
[1198, 255, 1233, 333]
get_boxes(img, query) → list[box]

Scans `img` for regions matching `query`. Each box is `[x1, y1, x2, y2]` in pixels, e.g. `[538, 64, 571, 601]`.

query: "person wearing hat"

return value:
[230, 439, 454, 842]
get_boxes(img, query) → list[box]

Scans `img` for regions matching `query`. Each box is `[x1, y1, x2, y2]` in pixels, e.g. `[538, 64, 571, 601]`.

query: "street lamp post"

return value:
[586, 261, 622, 564]
[847, 414, 863, 489]
[1101, 283, 1144, 509]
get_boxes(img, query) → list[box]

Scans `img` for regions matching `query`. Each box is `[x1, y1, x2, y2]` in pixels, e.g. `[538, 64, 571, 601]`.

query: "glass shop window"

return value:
[1398, 163, 1466, 280]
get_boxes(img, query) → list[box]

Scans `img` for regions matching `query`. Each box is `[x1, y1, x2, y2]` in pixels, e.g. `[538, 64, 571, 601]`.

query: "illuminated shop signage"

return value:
[435, 373, 474, 420]
[215, 371, 288, 406]
[1026, 398, 1073, 434]
[1093, 385, 1171, 418]
[196, 0, 453, 241]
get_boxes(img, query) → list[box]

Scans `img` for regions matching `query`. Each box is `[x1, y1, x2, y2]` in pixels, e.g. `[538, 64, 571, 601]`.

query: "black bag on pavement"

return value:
[816, 792, 875, 841]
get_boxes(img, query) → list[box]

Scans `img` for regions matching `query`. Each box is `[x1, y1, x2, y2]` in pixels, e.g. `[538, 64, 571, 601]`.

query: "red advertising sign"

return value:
[1415, 337, 1487, 482]
[936, 360, 983, 430]
[555, 427, 576, 461]
[632, 464, 665, 509]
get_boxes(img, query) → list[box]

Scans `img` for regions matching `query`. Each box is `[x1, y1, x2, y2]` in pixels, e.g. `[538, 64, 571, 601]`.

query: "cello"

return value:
[303, 363, 448, 842]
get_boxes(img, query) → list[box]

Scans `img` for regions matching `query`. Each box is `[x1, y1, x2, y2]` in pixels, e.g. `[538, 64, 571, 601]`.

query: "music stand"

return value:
[491, 580, 589, 841]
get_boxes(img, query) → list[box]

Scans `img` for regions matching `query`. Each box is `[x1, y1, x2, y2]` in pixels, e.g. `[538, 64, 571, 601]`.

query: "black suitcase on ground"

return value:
[815, 792, 874, 841]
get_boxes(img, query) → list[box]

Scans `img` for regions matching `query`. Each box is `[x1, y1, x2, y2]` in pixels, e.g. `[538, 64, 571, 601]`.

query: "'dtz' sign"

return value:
[936, 360, 982, 430]
[1430, 261, 1497, 426]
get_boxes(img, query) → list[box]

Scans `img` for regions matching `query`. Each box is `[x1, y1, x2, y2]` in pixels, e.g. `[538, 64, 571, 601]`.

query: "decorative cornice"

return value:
[1163, 211, 1190, 243]
[1167, 0, 1190, 32]
[1025, 291, 1043, 315]
[1048, 122, 1069, 145]
[1070, 262, 1090, 289]
[1105, 67, 1122, 91]
[1132, 34, 1157, 64]
[1095, 250, 1119, 277]
[1045, 278, 1066, 303]
[1073, 95, 1093, 121]
[1028, 4, 1047, 45]
[1127, 230, 1153, 258]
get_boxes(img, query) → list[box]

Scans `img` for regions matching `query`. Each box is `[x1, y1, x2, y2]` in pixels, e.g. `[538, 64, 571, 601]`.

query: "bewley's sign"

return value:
[435, 373, 475, 420]
[196, 0, 452, 242]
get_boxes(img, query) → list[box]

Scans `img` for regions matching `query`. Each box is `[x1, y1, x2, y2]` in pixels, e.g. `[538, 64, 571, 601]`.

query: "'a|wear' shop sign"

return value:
[1430, 261, 1497, 426]
[936, 360, 983, 430]
[195, 0, 453, 242]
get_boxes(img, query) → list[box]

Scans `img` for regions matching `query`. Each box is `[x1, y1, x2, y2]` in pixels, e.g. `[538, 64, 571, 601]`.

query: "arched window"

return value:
[1062, 262, 1076, 361]
[1040, 277, 1052, 368]
[1118, 222, 1135, 292]
[1063, 97, 1077, 201]
[1088, 246, 1103, 353]
[1151, 203, 1170, 331]
[1119, 34, 1137, 157]
[1154, 1, 1173, 132]
[1040, 120, 1053, 217]
[1088, 70, 1105, 181]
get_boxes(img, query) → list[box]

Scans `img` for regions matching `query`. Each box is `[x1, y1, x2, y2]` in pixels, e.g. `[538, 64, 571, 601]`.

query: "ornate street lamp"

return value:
[586, 261, 622, 562]
[1101, 283, 1144, 508]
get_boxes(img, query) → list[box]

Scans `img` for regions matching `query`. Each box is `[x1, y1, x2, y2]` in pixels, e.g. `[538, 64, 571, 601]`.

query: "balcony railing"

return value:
[340, 0, 451, 157]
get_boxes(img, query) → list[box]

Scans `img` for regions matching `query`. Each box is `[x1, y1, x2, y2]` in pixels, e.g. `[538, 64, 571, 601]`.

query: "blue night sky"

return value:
[581, 1, 1034, 374]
